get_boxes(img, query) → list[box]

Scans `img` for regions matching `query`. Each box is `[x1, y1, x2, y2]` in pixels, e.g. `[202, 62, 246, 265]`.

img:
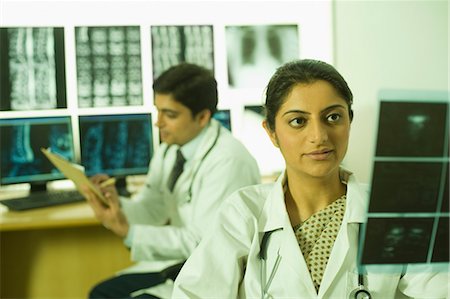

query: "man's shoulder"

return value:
[213, 129, 253, 157]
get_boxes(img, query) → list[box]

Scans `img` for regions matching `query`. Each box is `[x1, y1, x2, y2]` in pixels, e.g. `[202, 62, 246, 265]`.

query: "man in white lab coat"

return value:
[84, 63, 260, 298]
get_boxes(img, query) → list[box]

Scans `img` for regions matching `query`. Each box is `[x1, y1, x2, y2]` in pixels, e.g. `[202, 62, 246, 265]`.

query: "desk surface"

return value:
[0, 188, 99, 231]
[0, 202, 99, 231]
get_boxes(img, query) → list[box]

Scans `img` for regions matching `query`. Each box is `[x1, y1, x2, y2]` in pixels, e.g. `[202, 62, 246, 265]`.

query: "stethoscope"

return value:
[259, 224, 372, 299]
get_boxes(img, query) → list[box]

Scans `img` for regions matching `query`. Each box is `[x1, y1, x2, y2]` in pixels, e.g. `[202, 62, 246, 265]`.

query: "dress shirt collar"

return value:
[178, 122, 209, 161]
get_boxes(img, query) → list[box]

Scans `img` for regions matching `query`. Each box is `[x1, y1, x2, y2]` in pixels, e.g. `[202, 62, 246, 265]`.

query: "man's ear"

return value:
[262, 120, 279, 148]
[196, 109, 212, 127]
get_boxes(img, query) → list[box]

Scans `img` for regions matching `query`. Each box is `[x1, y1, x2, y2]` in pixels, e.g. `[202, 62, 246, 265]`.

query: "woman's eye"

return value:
[288, 118, 306, 127]
[327, 113, 341, 123]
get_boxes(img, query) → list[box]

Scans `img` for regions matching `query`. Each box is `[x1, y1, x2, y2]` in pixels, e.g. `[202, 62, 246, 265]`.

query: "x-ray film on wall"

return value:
[75, 26, 143, 108]
[226, 24, 299, 89]
[0, 27, 67, 111]
[360, 90, 449, 268]
[151, 25, 214, 80]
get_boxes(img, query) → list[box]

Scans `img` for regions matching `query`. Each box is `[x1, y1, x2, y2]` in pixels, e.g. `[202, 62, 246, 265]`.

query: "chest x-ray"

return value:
[226, 24, 299, 89]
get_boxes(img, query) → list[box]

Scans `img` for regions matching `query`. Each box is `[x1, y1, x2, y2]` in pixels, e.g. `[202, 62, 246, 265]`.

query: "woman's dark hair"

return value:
[153, 63, 218, 116]
[264, 59, 353, 131]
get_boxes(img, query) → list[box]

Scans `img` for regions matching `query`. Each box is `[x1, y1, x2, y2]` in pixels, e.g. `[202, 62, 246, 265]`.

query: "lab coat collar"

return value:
[258, 168, 368, 232]
[256, 168, 370, 296]
[178, 120, 209, 161]
[187, 119, 221, 163]
[343, 168, 369, 224]
[258, 171, 317, 294]
[257, 171, 288, 233]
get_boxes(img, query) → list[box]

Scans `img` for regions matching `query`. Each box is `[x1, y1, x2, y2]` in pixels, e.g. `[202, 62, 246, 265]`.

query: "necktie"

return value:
[167, 149, 186, 192]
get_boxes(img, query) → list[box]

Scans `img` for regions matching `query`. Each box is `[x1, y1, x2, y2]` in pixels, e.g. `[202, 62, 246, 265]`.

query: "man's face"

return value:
[154, 93, 207, 146]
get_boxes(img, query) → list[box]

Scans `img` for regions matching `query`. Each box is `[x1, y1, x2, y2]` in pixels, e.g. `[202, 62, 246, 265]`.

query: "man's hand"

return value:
[82, 174, 130, 238]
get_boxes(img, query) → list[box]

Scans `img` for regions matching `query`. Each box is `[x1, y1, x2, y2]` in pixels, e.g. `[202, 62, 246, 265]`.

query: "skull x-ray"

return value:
[361, 96, 449, 266]
[362, 218, 433, 264]
[376, 102, 447, 157]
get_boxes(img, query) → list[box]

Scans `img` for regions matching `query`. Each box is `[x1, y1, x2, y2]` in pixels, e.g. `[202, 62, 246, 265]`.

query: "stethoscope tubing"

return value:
[259, 224, 372, 298]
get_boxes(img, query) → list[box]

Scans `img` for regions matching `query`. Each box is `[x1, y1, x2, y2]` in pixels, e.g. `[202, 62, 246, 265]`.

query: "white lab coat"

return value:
[117, 119, 261, 298]
[173, 170, 449, 299]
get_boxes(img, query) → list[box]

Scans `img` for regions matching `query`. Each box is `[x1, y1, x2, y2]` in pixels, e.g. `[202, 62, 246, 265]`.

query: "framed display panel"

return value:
[151, 25, 214, 80]
[75, 26, 143, 108]
[0, 27, 67, 111]
[225, 24, 299, 89]
[359, 90, 449, 270]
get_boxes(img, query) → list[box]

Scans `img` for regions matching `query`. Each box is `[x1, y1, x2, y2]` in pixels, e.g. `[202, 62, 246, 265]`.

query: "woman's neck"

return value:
[284, 169, 346, 226]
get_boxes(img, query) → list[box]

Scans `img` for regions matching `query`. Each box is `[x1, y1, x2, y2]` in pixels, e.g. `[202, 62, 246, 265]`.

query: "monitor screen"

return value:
[78, 113, 153, 178]
[0, 116, 75, 188]
[213, 109, 232, 131]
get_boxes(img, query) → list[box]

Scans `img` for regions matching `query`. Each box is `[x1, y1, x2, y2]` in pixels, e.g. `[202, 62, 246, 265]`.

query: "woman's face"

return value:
[264, 80, 351, 180]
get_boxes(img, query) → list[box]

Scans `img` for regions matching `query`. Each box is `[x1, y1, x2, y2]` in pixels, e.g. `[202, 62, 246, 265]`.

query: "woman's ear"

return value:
[262, 120, 279, 148]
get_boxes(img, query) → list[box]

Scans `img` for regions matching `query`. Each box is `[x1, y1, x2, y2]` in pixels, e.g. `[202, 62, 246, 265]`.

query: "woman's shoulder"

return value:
[220, 182, 277, 220]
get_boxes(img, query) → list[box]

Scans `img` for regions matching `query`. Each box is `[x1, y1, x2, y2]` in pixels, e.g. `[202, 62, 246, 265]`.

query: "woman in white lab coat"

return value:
[172, 59, 449, 298]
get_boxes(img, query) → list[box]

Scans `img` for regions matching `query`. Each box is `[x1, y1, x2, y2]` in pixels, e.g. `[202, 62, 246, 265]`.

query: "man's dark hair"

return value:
[153, 63, 218, 116]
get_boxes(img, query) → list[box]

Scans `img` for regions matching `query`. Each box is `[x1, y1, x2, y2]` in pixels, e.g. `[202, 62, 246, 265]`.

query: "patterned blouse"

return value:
[293, 194, 347, 292]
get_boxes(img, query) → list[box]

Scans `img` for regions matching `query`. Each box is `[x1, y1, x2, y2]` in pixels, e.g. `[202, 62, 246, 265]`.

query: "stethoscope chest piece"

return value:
[349, 285, 372, 299]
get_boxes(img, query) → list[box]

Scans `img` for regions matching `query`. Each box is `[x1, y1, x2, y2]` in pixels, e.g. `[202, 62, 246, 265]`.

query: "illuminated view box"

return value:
[359, 90, 449, 268]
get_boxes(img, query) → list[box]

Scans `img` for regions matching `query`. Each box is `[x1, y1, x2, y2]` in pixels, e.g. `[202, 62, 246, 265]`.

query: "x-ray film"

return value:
[226, 24, 299, 89]
[0, 27, 67, 111]
[360, 90, 449, 268]
[75, 26, 143, 107]
[151, 25, 214, 80]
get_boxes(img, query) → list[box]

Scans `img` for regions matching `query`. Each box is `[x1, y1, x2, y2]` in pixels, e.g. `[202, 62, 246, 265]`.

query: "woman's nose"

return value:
[308, 121, 328, 144]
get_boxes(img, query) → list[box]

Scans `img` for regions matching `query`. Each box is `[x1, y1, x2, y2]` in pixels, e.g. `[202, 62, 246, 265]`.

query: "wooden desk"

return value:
[0, 196, 133, 298]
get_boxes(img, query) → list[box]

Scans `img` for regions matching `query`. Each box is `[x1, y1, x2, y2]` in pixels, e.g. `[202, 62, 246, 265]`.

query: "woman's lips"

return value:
[305, 149, 333, 161]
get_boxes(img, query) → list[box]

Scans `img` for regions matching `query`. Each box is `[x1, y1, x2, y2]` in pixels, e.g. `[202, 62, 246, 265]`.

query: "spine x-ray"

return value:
[0, 27, 66, 111]
[75, 26, 143, 107]
[151, 25, 214, 79]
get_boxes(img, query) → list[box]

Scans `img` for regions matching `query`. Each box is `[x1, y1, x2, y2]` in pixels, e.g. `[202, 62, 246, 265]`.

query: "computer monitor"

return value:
[78, 113, 153, 193]
[213, 109, 232, 131]
[0, 116, 75, 191]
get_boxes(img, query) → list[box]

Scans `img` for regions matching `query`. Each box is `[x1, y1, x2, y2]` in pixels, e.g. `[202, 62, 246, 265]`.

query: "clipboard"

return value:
[41, 148, 110, 206]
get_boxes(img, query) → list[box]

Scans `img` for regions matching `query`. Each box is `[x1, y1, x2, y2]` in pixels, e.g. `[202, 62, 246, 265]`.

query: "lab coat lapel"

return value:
[318, 173, 368, 296]
[259, 173, 317, 296]
[279, 219, 318, 296]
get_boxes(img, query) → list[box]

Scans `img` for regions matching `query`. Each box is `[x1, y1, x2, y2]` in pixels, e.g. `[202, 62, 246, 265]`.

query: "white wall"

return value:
[334, 0, 449, 183]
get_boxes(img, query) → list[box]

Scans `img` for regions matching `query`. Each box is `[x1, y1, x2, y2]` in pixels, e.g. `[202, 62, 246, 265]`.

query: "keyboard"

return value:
[0, 190, 85, 211]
